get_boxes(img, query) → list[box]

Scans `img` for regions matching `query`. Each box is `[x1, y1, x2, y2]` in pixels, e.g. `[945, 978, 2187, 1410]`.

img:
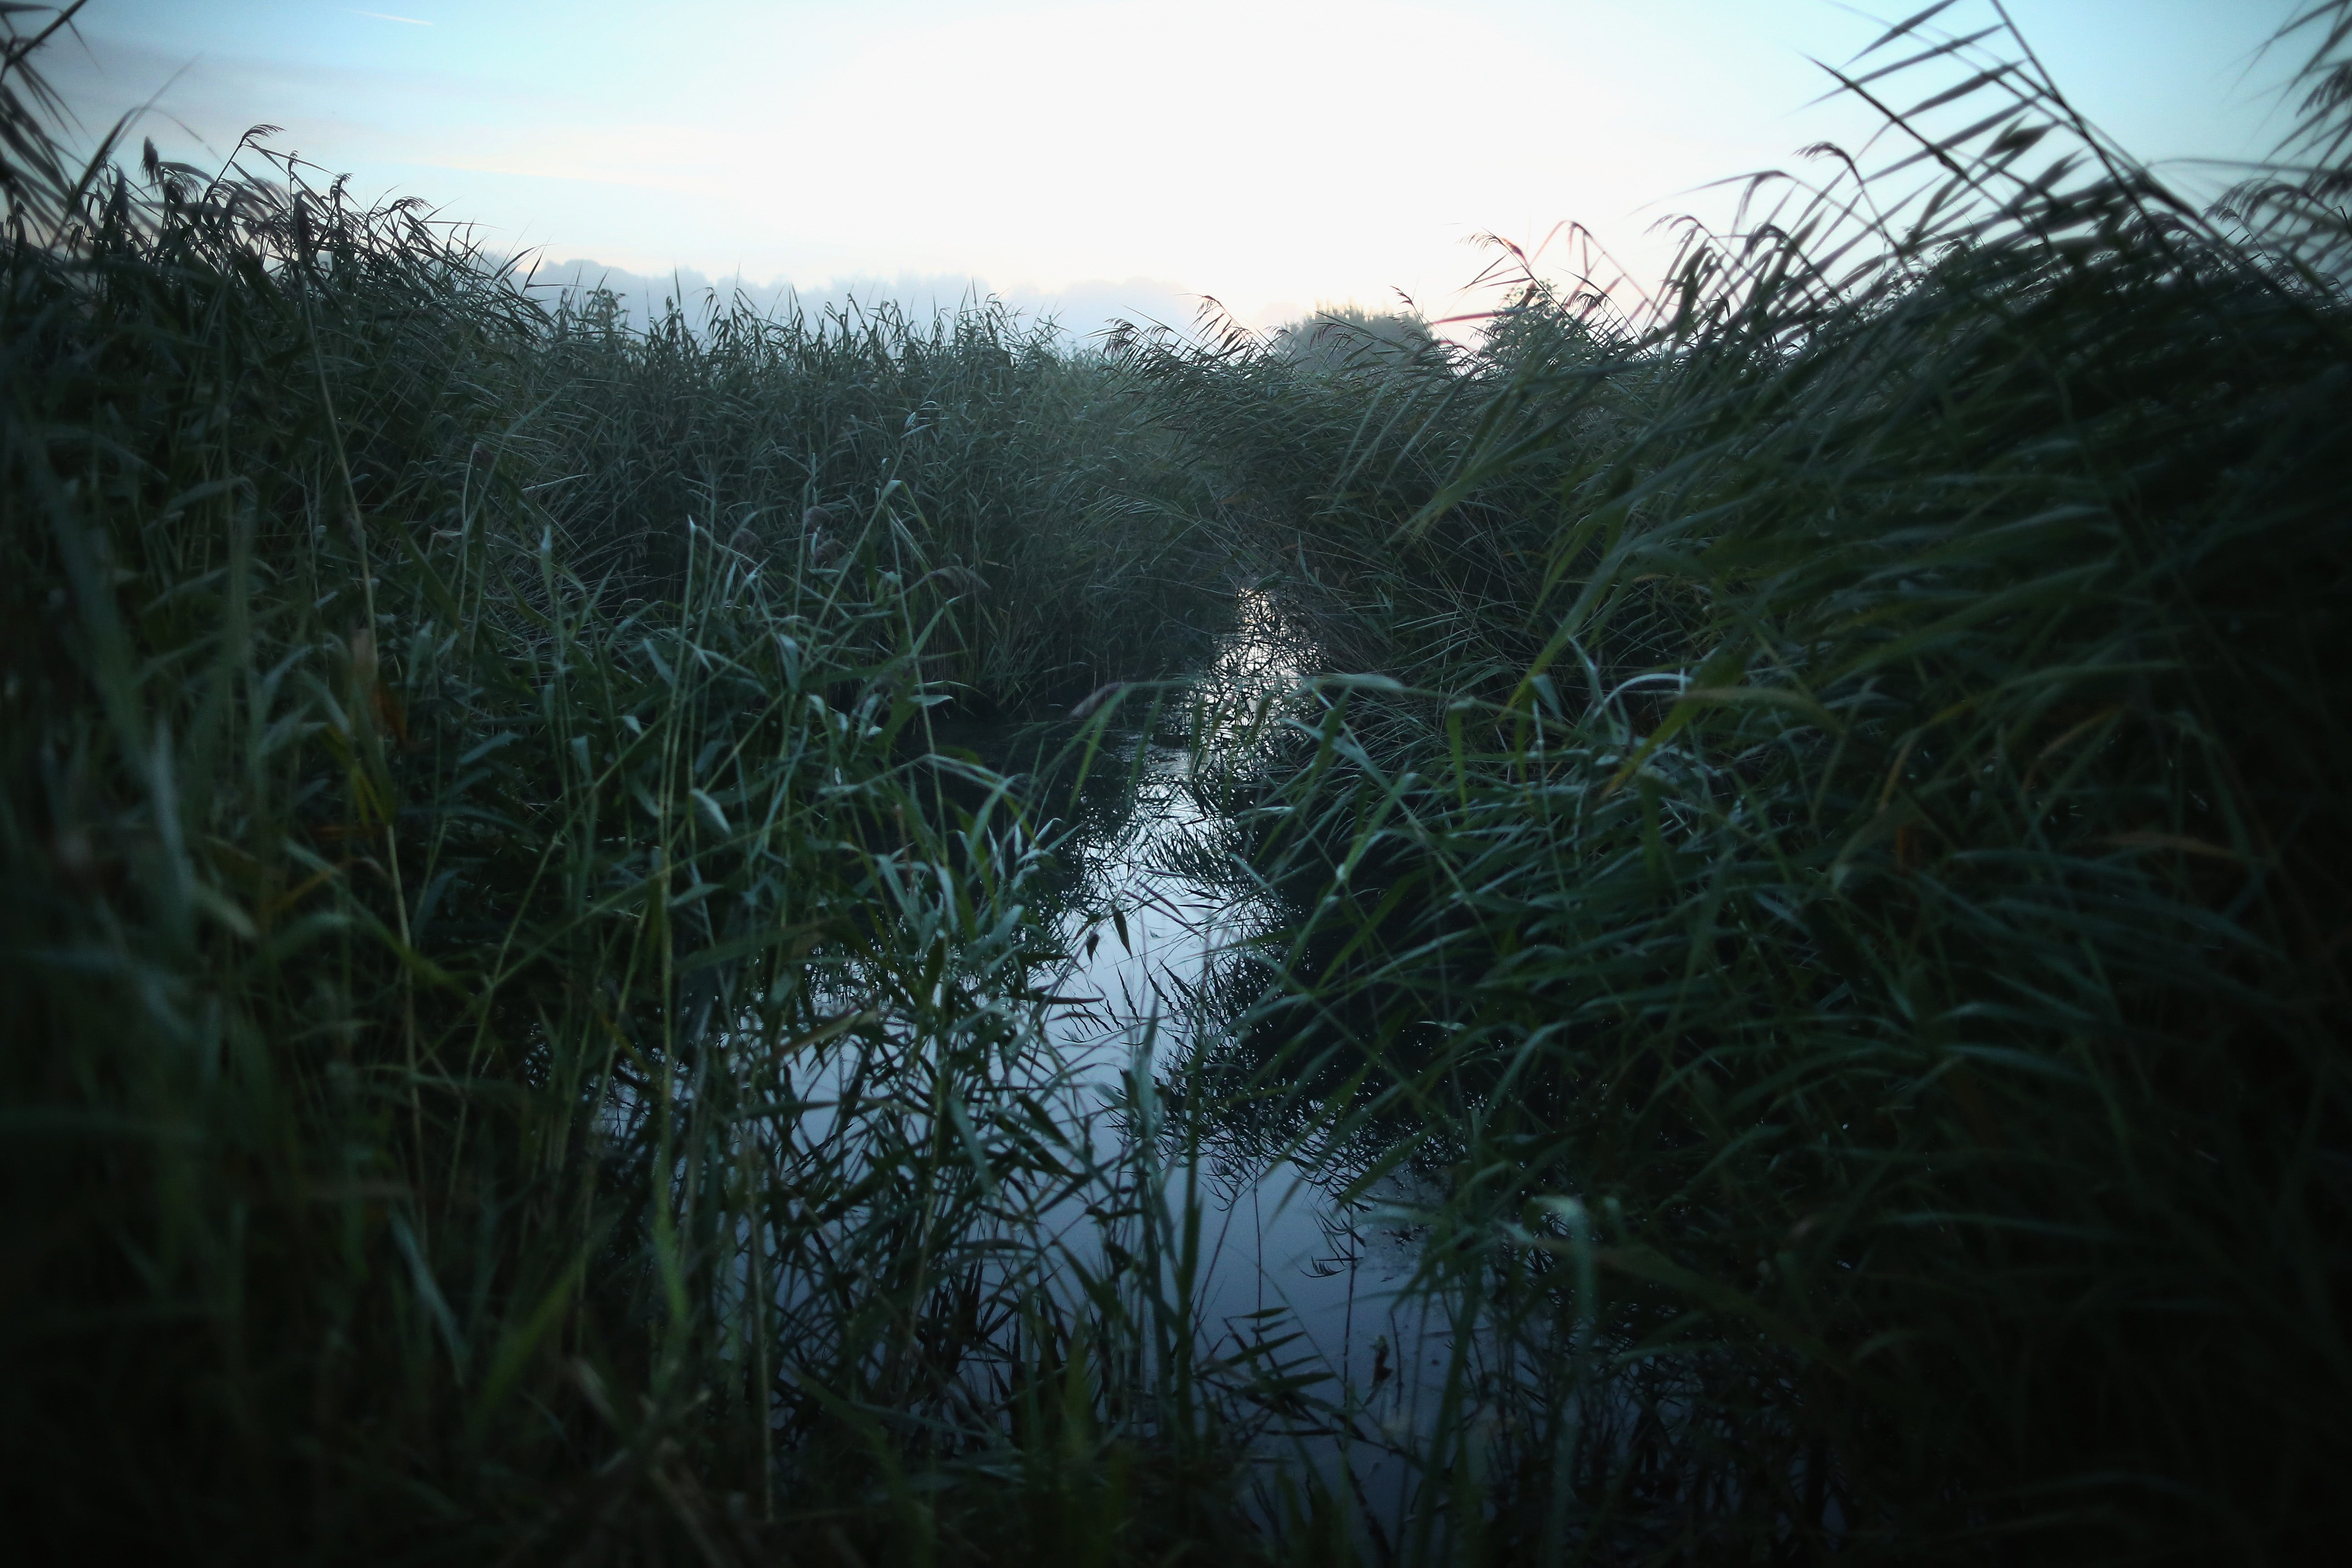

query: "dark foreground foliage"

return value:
[0, 10, 1259, 1562]
[1130, 4, 2352, 1560]
[6, 1, 2351, 1563]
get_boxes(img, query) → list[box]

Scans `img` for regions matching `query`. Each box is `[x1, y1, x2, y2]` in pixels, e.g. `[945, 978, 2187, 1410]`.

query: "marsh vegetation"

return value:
[5, 2, 2350, 1562]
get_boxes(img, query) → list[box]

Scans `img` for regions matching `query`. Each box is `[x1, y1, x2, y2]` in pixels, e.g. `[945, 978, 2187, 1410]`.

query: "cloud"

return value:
[56, 0, 2291, 332]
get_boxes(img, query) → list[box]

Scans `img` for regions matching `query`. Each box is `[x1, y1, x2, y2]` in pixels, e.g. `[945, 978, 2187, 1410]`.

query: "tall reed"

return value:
[13, 0, 2352, 1558]
[0, 18, 1271, 1560]
[1134, 4, 2352, 1558]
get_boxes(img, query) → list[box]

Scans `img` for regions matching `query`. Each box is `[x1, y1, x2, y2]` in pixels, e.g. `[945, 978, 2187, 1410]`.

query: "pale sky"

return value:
[49, 1, 2305, 336]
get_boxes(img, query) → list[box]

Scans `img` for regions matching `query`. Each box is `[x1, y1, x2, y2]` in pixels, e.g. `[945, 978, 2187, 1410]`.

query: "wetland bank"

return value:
[6, 4, 2352, 1562]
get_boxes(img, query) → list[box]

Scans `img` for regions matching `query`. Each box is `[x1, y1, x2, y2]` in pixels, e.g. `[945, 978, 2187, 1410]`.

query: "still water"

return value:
[1008, 591, 1472, 1520]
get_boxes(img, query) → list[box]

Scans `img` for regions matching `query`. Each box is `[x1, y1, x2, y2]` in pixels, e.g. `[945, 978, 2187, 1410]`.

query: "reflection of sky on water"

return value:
[642, 586, 1534, 1538]
[1035, 589, 1485, 1528]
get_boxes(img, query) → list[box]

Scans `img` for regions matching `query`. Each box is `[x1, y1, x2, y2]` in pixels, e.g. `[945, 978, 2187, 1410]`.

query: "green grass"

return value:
[1132, 5, 2352, 1560]
[7, 0, 2352, 1562]
[529, 281, 1227, 712]
[0, 17, 1267, 1560]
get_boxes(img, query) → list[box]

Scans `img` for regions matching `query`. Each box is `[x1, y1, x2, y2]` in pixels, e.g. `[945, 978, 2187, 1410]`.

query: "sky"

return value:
[42, 0, 2310, 338]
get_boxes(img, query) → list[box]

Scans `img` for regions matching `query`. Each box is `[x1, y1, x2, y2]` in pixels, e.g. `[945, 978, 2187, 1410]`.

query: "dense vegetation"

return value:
[0, 11, 1244, 1561]
[5, 1, 2349, 1563]
[1133, 8, 2352, 1557]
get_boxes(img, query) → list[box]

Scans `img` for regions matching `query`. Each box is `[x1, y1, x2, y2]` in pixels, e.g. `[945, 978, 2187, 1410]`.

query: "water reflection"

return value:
[1018, 588, 1483, 1525]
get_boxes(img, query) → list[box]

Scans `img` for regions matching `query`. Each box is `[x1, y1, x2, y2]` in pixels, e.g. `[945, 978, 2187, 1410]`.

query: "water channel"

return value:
[974, 590, 1474, 1527]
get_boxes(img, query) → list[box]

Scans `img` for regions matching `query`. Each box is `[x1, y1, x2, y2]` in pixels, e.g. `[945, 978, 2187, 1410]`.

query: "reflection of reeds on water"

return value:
[11, 2, 2352, 1561]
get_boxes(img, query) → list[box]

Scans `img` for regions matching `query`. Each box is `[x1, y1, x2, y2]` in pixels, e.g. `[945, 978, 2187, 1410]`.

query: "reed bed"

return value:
[8, 0, 2352, 1562]
[0, 16, 1267, 1561]
[530, 282, 1224, 711]
[1134, 4, 2352, 1560]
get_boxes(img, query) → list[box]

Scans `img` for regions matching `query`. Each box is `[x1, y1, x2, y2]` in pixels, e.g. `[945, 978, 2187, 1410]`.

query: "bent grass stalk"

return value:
[8, 1, 2352, 1563]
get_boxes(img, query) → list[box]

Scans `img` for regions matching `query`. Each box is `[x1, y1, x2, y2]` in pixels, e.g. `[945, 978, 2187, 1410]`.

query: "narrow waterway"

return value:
[1004, 590, 1479, 1526]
